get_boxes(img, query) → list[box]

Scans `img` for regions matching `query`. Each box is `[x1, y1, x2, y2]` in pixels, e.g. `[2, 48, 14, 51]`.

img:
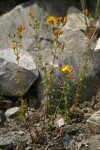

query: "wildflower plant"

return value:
[9, 25, 35, 143]
[8, 9, 94, 146]
[81, 0, 100, 40]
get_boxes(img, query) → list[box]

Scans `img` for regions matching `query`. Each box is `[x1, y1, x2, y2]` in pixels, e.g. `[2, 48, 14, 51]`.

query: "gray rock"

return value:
[77, 133, 84, 142]
[67, 6, 87, 30]
[5, 107, 19, 118]
[79, 135, 100, 150]
[58, 19, 100, 101]
[63, 134, 76, 150]
[17, 130, 25, 135]
[94, 38, 100, 51]
[0, 0, 80, 52]
[25, 147, 32, 150]
[0, 48, 38, 96]
[0, 137, 14, 147]
[34, 13, 100, 108]
[87, 111, 100, 134]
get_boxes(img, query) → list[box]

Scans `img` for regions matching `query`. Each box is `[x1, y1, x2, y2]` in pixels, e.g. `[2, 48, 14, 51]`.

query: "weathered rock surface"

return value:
[31, 12, 100, 103]
[94, 38, 100, 51]
[0, 137, 14, 148]
[58, 12, 100, 100]
[0, 0, 80, 51]
[67, 6, 87, 30]
[80, 135, 100, 150]
[5, 107, 19, 118]
[0, 48, 38, 96]
[87, 111, 100, 134]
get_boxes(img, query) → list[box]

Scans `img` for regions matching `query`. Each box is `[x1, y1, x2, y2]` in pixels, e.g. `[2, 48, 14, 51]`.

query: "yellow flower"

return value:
[18, 32, 23, 39]
[17, 25, 25, 31]
[83, 9, 89, 16]
[61, 43, 65, 50]
[53, 29, 63, 36]
[53, 29, 59, 35]
[47, 16, 57, 25]
[63, 16, 67, 25]
[60, 65, 72, 73]
[29, 11, 34, 18]
[66, 74, 71, 79]
[58, 30, 63, 35]
[12, 44, 17, 49]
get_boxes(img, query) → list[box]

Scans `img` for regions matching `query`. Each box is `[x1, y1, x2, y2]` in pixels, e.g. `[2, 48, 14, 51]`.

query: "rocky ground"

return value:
[0, 87, 100, 150]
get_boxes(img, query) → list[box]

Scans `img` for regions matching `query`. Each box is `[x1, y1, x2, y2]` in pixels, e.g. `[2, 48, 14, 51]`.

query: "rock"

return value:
[94, 38, 100, 51]
[79, 135, 100, 150]
[58, 17, 100, 101]
[94, 103, 100, 110]
[17, 130, 25, 135]
[0, 100, 12, 109]
[87, 111, 100, 134]
[33, 9, 100, 109]
[63, 134, 76, 150]
[95, 87, 100, 102]
[0, 0, 80, 51]
[5, 107, 19, 118]
[67, 6, 87, 30]
[0, 137, 14, 148]
[77, 133, 84, 142]
[25, 147, 32, 150]
[0, 48, 38, 96]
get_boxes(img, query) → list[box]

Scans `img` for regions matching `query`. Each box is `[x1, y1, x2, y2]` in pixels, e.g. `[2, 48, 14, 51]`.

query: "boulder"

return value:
[30, 8, 100, 105]
[0, 0, 80, 51]
[58, 18, 100, 100]
[0, 48, 38, 96]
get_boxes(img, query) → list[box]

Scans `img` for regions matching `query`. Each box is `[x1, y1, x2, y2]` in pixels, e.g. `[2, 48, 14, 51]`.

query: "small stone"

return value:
[63, 134, 76, 150]
[0, 137, 14, 147]
[77, 142, 82, 150]
[25, 147, 32, 150]
[77, 134, 84, 142]
[5, 107, 19, 118]
[18, 130, 25, 135]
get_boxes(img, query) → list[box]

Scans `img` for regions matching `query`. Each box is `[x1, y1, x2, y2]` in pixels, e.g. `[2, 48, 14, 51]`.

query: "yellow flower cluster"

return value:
[17, 25, 25, 32]
[47, 16, 57, 25]
[53, 29, 63, 36]
[83, 9, 89, 16]
[60, 65, 74, 79]
[17, 25, 25, 39]
[47, 16, 67, 26]
[61, 65, 72, 72]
